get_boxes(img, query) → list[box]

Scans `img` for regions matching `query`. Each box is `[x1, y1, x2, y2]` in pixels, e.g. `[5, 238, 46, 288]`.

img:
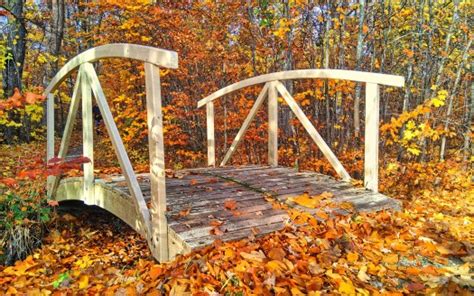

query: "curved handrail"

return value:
[44, 43, 178, 96]
[197, 69, 405, 107]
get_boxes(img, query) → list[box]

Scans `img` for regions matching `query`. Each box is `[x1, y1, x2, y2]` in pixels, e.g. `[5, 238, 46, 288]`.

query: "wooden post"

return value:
[50, 70, 82, 197]
[46, 93, 55, 196]
[268, 81, 278, 166]
[81, 65, 94, 205]
[364, 83, 380, 192]
[145, 63, 169, 262]
[83, 62, 151, 236]
[206, 102, 215, 167]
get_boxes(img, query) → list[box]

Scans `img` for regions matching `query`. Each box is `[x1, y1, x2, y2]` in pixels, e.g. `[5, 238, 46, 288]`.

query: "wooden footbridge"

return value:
[45, 44, 404, 262]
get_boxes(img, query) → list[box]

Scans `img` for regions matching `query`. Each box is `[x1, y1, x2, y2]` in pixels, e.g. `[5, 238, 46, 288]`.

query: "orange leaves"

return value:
[267, 247, 286, 261]
[288, 191, 334, 209]
[0, 88, 45, 115]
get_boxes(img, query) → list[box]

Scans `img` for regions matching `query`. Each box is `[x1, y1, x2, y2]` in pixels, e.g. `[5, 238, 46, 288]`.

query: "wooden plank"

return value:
[50, 70, 83, 197]
[206, 102, 216, 167]
[81, 65, 95, 205]
[275, 81, 351, 182]
[81, 63, 152, 237]
[187, 222, 285, 249]
[364, 83, 380, 192]
[178, 213, 288, 241]
[220, 83, 270, 166]
[44, 44, 178, 97]
[268, 81, 278, 166]
[145, 62, 169, 261]
[198, 69, 405, 108]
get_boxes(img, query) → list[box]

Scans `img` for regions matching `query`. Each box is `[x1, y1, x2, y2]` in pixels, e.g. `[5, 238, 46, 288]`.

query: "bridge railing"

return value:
[197, 69, 405, 193]
[44, 43, 178, 261]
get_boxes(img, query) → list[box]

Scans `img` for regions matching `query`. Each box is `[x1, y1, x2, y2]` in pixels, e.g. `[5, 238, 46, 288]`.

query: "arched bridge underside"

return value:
[46, 44, 403, 262]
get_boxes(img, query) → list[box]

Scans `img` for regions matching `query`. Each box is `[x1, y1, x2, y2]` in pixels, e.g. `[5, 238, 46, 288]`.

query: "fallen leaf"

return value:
[224, 199, 237, 210]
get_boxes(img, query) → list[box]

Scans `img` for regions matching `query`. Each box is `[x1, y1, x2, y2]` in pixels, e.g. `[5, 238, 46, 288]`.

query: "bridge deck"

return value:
[56, 165, 400, 258]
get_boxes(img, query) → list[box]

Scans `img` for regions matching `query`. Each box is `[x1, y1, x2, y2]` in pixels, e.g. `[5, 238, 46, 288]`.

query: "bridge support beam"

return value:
[145, 63, 169, 262]
[364, 83, 380, 192]
[268, 81, 278, 166]
[206, 102, 215, 167]
[81, 65, 95, 205]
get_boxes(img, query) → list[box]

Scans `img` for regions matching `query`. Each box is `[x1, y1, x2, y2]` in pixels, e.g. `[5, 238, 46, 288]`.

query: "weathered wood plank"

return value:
[145, 63, 169, 261]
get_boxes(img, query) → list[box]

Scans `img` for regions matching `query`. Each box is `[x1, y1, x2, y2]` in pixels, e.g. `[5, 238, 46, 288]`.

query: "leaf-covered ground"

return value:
[0, 144, 473, 295]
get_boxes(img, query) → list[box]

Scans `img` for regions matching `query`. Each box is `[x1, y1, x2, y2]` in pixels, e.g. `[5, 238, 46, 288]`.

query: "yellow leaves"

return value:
[430, 90, 448, 107]
[266, 260, 287, 275]
[288, 191, 333, 209]
[338, 279, 356, 295]
[346, 252, 359, 263]
[357, 266, 370, 282]
[273, 18, 291, 39]
[74, 255, 93, 269]
[78, 275, 89, 289]
[382, 253, 399, 265]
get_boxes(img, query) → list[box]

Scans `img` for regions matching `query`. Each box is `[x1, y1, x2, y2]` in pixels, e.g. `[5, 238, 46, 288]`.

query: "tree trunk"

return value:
[440, 38, 472, 160]
[353, 0, 365, 139]
[2, 0, 26, 98]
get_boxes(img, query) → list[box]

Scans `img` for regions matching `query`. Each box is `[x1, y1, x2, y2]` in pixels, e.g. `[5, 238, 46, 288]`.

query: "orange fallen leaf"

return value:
[224, 199, 237, 210]
[210, 227, 224, 236]
[149, 265, 163, 280]
[346, 252, 359, 263]
[382, 253, 399, 264]
[178, 208, 191, 217]
[209, 220, 223, 227]
[268, 247, 286, 261]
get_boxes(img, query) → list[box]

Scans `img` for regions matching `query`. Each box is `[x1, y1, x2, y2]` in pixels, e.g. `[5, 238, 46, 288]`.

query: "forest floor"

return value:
[0, 143, 473, 295]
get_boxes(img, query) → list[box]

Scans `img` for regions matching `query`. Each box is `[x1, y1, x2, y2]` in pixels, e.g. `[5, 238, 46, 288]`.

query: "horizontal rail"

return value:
[44, 43, 178, 96]
[197, 69, 404, 107]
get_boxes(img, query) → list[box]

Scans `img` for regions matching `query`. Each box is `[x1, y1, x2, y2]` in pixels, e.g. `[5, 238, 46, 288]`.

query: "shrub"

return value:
[0, 189, 53, 265]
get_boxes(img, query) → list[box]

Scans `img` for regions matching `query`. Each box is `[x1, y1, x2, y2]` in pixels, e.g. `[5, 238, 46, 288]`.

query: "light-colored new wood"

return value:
[44, 44, 178, 97]
[198, 69, 405, 108]
[81, 64, 95, 205]
[46, 93, 55, 195]
[50, 70, 83, 196]
[206, 102, 215, 167]
[275, 81, 351, 181]
[220, 83, 269, 166]
[268, 81, 278, 166]
[82, 62, 151, 237]
[364, 83, 380, 192]
[145, 63, 169, 262]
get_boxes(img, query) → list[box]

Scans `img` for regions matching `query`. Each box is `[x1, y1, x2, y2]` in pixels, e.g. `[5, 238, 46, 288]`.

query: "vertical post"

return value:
[268, 81, 278, 166]
[46, 93, 55, 195]
[206, 102, 216, 166]
[364, 83, 380, 192]
[81, 65, 95, 204]
[145, 62, 169, 262]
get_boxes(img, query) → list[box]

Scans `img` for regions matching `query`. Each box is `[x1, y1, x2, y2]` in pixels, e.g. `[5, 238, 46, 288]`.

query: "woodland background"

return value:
[0, 0, 473, 294]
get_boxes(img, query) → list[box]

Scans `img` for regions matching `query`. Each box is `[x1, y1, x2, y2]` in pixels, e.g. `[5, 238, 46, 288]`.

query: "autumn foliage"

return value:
[0, 0, 473, 294]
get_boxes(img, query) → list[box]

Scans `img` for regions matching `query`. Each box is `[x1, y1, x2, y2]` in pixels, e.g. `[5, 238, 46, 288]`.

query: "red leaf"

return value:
[224, 199, 237, 211]
[0, 178, 18, 187]
[48, 157, 63, 166]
